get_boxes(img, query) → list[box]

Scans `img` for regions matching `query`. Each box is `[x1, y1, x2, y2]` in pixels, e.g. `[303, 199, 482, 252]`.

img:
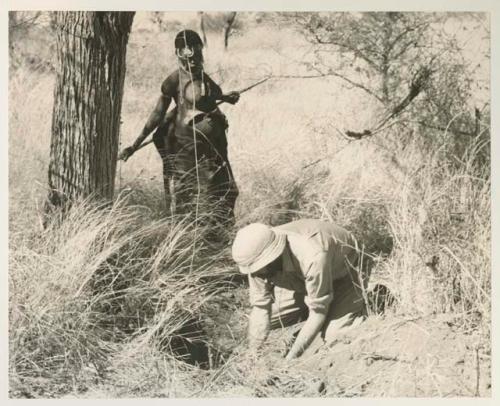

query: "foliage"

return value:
[289, 12, 489, 160]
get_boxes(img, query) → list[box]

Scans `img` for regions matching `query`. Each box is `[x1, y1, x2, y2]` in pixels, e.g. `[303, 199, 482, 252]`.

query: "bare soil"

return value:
[204, 287, 492, 397]
[257, 314, 492, 397]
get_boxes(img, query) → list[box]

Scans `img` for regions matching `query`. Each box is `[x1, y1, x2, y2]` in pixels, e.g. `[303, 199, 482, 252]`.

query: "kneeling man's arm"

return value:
[248, 304, 271, 350]
[286, 251, 332, 359]
[285, 309, 326, 360]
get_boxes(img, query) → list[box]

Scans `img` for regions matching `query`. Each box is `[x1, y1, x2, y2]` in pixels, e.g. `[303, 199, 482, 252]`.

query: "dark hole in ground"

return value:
[367, 283, 395, 314]
[159, 316, 211, 369]
[157, 316, 234, 370]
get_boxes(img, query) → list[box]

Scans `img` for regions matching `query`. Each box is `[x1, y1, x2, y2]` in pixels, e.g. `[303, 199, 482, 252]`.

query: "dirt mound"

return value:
[266, 313, 491, 397]
[202, 286, 490, 397]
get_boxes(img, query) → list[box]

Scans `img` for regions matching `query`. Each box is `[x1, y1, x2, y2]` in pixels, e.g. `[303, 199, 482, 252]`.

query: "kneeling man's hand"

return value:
[285, 309, 326, 360]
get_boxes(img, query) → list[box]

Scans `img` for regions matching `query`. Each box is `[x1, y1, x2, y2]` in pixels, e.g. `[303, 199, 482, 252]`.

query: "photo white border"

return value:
[1, 1, 498, 405]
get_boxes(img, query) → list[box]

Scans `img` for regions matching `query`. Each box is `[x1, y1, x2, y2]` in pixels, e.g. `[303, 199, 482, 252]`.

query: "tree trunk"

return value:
[223, 12, 237, 50]
[198, 12, 208, 47]
[47, 11, 134, 208]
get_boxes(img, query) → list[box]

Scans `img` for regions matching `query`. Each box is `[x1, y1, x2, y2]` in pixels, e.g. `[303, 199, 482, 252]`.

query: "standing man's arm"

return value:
[119, 94, 171, 161]
[205, 74, 240, 105]
[286, 252, 333, 360]
[120, 73, 179, 162]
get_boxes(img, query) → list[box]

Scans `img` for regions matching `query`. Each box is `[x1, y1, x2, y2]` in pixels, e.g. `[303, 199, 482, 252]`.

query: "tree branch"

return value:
[311, 32, 381, 71]
[412, 121, 476, 137]
[386, 20, 429, 57]
[271, 71, 384, 104]
[9, 12, 41, 29]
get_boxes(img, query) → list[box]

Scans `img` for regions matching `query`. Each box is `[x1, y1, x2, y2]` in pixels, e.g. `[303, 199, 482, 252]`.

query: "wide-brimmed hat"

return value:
[231, 223, 286, 275]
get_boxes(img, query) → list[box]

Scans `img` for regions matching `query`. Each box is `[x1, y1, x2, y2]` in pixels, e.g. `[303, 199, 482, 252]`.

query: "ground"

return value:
[300, 314, 490, 397]
[201, 287, 492, 397]
[55, 287, 489, 399]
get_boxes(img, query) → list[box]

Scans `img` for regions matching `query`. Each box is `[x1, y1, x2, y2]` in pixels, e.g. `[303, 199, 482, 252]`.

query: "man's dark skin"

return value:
[119, 65, 239, 160]
[119, 31, 240, 221]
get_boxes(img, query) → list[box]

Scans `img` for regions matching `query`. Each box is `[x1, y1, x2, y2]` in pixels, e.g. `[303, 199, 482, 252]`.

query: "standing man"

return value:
[231, 219, 370, 359]
[120, 29, 240, 223]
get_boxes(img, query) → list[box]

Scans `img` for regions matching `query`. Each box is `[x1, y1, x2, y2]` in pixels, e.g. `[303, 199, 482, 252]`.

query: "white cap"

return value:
[231, 223, 286, 275]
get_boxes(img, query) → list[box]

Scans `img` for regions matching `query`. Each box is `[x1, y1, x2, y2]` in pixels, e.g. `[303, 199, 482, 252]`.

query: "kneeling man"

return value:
[232, 219, 369, 359]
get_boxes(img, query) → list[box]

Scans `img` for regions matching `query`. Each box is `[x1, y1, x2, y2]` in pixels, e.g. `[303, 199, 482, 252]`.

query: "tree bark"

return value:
[47, 11, 134, 208]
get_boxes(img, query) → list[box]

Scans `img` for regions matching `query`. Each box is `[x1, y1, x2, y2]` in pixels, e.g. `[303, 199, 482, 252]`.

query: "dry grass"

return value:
[9, 194, 236, 397]
[8, 12, 490, 398]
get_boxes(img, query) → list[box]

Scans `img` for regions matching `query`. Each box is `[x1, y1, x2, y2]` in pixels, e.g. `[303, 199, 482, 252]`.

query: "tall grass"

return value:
[380, 134, 489, 321]
[240, 122, 490, 327]
[9, 194, 236, 396]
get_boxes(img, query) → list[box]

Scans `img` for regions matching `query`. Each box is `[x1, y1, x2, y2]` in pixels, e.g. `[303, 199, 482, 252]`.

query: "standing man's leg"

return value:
[196, 117, 239, 230]
[152, 109, 177, 215]
[152, 122, 172, 213]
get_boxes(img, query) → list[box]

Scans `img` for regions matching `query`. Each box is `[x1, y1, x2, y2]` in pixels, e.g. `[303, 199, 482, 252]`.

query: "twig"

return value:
[301, 139, 350, 170]
[9, 12, 42, 29]
[300, 120, 401, 170]
[412, 121, 476, 137]
[474, 345, 480, 396]
[440, 245, 490, 302]
[362, 352, 402, 365]
[333, 65, 432, 142]
[272, 71, 384, 103]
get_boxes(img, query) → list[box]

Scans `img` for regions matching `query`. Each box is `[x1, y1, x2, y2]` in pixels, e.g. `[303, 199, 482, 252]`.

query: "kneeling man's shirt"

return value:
[249, 219, 359, 314]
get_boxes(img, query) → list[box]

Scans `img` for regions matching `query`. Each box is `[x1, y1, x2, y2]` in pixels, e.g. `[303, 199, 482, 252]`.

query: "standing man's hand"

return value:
[224, 91, 240, 105]
[120, 94, 171, 162]
[118, 146, 136, 162]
